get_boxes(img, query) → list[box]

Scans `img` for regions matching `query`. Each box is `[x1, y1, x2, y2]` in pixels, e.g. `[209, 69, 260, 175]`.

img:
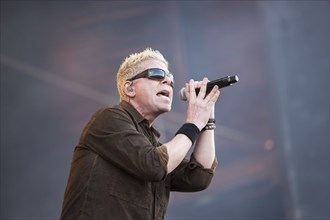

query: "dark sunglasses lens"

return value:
[147, 68, 174, 87]
[167, 73, 174, 82]
[148, 69, 165, 80]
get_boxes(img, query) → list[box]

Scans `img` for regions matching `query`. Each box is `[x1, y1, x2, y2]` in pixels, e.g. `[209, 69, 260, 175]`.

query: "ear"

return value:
[124, 81, 135, 97]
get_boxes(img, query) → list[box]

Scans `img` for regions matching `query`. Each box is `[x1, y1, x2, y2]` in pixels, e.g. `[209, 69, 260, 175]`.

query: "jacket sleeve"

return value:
[80, 107, 169, 182]
[170, 154, 218, 192]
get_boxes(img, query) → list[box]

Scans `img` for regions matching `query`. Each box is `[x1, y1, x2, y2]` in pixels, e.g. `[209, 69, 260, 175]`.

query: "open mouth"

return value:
[157, 90, 170, 98]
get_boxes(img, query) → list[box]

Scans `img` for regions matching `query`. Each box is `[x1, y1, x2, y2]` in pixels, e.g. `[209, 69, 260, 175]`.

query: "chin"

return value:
[159, 104, 172, 113]
[165, 107, 171, 112]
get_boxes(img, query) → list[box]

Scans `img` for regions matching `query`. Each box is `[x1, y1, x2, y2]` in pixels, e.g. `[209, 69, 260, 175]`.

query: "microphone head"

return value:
[179, 88, 187, 101]
[230, 75, 239, 83]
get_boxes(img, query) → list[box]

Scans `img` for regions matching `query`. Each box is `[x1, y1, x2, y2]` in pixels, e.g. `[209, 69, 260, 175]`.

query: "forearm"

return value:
[192, 108, 216, 169]
[166, 78, 219, 173]
[193, 129, 216, 169]
[163, 134, 193, 173]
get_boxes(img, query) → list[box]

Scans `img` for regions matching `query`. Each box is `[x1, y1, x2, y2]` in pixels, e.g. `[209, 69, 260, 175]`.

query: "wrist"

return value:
[202, 118, 216, 131]
[175, 123, 201, 144]
[185, 120, 204, 131]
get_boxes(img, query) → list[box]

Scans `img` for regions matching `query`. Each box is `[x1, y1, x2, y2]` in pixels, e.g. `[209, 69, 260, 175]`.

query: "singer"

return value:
[60, 48, 221, 220]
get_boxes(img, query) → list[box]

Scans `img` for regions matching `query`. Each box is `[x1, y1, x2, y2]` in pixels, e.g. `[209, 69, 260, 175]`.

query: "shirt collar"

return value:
[120, 100, 145, 124]
[120, 101, 161, 138]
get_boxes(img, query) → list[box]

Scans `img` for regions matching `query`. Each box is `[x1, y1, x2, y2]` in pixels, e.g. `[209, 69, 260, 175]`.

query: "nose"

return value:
[161, 77, 174, 88]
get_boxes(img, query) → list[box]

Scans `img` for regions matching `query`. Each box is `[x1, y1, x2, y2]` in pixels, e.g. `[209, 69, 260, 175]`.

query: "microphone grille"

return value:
[179, 88, 187, 101]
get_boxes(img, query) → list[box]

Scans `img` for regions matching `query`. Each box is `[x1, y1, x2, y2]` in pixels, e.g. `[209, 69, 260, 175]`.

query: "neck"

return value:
[126, 98, 158, 126]
[135, 105, 158, 126]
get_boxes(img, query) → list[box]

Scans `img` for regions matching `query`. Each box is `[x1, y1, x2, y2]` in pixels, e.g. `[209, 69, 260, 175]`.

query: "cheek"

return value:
[136, 84, 155, 98]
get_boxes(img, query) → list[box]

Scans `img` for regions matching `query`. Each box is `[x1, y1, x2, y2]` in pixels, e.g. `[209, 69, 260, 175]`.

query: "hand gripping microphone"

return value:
[179, 75, 239, 101]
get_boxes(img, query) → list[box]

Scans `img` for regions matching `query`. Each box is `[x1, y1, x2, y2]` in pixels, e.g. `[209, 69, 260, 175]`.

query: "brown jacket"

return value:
[61, 101, 217, 220]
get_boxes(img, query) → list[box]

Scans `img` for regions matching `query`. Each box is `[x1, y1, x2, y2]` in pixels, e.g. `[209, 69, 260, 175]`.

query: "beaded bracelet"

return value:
[202, 123, 216, 131]
[202, 118, 216, 131]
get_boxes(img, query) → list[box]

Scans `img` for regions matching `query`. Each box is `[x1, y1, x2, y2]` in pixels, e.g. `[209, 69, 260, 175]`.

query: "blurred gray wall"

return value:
[260, 1, 329, 219]
[1, 1, 329, 220]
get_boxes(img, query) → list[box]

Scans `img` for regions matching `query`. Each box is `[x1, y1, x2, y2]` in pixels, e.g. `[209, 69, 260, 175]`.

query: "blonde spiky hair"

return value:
[117, 48, 168, 101]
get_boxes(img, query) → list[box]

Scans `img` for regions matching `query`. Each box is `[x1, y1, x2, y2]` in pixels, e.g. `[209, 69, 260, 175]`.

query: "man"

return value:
[60, 48, 220, 220]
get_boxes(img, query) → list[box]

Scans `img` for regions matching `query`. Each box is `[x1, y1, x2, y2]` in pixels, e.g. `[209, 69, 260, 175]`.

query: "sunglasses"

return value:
[127, 68, 174, 88]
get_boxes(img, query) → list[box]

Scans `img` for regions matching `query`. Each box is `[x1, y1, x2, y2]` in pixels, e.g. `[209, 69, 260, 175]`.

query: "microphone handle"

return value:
[195, 75, 239, 95]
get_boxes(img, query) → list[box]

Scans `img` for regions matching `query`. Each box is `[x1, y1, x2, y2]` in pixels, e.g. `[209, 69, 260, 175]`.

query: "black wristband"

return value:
[175, 123, 200, 144]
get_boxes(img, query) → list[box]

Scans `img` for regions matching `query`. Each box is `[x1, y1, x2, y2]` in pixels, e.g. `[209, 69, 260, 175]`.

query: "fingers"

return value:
[189, 79, 196, 100]
[197, 78, 220, 105]
[184, 78, 220, 129]
[196, 78, 208, 100]
[183, 80, 194, 100]
[204, 84, 220, 104]
[185, 77, 220, 104]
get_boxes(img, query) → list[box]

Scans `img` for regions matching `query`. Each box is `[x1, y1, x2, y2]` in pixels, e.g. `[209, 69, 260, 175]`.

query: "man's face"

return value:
[131, 59, 173, 119]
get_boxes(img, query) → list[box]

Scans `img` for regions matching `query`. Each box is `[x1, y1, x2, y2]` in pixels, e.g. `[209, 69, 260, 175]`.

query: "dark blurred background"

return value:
[1, 1, 329, 220]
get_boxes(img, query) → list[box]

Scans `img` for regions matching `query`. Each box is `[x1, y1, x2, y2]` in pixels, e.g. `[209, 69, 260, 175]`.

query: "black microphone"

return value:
[179, 75, 239, 101]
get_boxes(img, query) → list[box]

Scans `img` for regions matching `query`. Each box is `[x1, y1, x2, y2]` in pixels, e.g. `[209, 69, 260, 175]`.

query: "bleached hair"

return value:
[117, 48, 168, 101]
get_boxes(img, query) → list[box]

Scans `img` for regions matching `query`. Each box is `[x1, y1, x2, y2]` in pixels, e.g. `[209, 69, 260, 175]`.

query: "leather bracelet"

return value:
[208, 118, 216, 123]
[175, 123, 200, 144]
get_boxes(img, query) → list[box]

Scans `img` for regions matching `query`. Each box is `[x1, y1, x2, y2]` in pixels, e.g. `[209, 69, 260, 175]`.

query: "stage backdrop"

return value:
[1, 1, 329, 219]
